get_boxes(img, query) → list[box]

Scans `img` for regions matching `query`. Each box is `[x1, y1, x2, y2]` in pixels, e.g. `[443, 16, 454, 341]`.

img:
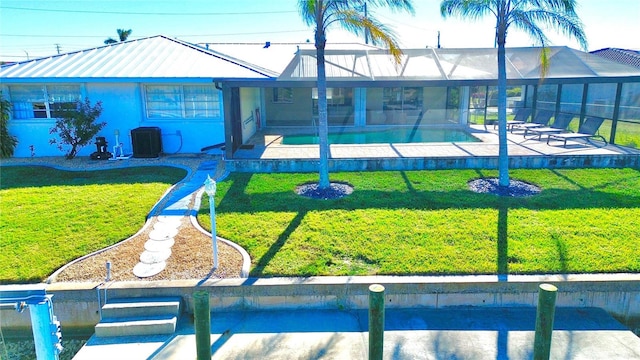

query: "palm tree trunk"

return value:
[496, 8, 510, 188]
[316, 27, 330, 189]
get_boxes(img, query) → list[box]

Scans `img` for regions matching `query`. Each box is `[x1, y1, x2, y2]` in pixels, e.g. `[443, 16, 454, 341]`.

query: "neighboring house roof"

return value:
[278, 46, 640, 84]
[0, 35, 278, 83]
[590, 48, 640, 68]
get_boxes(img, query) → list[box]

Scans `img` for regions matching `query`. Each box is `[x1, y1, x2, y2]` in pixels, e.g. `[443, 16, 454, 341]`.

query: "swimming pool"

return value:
[281, 128, 480, 145]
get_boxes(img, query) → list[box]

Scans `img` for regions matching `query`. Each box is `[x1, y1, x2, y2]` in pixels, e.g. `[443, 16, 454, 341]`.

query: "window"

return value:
[145, 85, 221, 119]
[272, 88, 293, 103]
[312, 88, 352, 107]
[9, 85, 81, 119]
[383, 87, 423, 111]
[184, 86, 220, 118]
[145, 85, 182, 118]
[376, 87, 425, 125]
[312, 88, 355, 125]
[446, 86, 461, 122]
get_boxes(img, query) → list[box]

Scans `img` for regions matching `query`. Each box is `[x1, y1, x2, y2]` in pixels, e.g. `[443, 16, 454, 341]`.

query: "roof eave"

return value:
[0, 76, 275, 84]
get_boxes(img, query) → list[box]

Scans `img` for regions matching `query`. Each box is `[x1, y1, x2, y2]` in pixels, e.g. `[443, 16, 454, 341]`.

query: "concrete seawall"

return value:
[2, 274, 639, 333]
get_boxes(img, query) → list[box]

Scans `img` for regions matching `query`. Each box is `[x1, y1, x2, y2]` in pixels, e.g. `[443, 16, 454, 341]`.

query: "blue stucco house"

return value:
[0, 35, 276, 157]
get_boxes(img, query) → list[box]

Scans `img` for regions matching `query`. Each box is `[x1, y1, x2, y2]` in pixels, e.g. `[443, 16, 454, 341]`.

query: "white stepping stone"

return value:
[149, 228, 178, 241]
[156, 215, 183, 224]
[133, 261, 166, 278]
[140, 249, 172, 264]
[144, 238, 175, 252]
[153, 221, 180, 231]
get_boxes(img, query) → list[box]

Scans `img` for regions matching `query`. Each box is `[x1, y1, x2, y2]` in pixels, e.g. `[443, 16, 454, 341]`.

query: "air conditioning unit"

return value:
[131, 127, 162, 158]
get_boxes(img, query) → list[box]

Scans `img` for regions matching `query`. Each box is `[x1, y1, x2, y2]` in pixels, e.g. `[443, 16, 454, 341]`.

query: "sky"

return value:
[0, 0, 638, 62]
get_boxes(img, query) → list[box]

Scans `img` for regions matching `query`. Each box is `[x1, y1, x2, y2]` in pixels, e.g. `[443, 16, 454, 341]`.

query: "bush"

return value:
[49, 98, 106, 159]
[0, 92, 19, 158]
[506, 87, 522, 97]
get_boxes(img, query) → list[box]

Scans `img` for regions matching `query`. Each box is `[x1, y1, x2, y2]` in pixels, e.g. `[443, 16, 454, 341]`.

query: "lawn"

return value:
[198, 169, 640, 277]
[602, 120, 640, 149]
[0, 166, 187, 283]
[2, 166, 638, 283]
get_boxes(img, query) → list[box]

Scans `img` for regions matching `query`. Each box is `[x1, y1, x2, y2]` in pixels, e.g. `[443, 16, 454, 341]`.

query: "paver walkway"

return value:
[150, 160, 219, 218]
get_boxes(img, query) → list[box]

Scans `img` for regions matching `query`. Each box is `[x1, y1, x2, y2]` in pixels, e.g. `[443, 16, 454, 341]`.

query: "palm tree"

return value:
[117, 28, 133, 41]
[441, 0, 587, 188]
[298, 0, 414, 189]
[104, 28, 132, 45]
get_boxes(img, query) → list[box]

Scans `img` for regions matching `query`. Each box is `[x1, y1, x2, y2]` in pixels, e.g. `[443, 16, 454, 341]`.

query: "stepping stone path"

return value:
[133, 216, 182, 278]
[133, 160, 218, 278]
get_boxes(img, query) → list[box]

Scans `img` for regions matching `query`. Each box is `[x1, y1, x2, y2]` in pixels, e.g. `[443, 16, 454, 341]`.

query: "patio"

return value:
[227, 125, 640, 172]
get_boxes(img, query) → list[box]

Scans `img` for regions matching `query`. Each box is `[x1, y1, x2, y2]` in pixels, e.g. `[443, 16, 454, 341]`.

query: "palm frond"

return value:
[298, 0, 319, 26]
[539, 46, 551, 79]
[336, 9, 403, 64]
[533, 0, 579, 13]
[441, 0, 496, 20]
[515, 9, 587, 49]
[508, 9, 551, 45]
[368, 0, 415, 14]
[299, 0, 410, 62]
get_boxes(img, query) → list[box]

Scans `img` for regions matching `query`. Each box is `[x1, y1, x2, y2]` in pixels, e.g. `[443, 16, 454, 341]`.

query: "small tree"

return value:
[0, 92, 19, 158]
[49, 98, 106, 159]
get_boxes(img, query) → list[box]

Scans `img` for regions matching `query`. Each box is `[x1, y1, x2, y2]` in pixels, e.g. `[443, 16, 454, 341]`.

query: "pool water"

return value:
[281, 128, 480, 145]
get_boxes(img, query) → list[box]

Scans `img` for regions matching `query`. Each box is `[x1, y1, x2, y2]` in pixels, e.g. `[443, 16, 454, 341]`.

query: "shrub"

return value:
[0, 92, 19, 158]
[49, 98, 106, 159]
[506, 87, 522, 97]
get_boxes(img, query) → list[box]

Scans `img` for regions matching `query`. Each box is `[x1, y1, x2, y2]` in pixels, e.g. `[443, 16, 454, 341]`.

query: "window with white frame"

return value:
[144, 85, 221, 119]
[272, 88, 293, 103]
[9, 85, 81, 119]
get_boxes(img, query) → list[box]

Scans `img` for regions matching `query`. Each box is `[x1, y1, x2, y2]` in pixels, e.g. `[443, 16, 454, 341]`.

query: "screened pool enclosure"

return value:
[221, 46, 640, 156]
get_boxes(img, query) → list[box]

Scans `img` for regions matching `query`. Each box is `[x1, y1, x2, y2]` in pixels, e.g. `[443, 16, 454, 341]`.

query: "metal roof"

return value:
[278, 46, 640, 83]
[0, 35, 278, 82]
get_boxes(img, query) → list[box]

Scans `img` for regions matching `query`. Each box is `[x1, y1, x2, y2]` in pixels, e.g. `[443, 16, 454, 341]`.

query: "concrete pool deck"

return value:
[228, 125, 640, 172]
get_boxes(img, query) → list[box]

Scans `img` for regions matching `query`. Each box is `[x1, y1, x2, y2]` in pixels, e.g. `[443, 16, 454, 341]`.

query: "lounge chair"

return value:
[547, 117, 608, 147]
[511, 110, 554, 133]
[524, 113, 575, 140]
[494, 108, 532, 130]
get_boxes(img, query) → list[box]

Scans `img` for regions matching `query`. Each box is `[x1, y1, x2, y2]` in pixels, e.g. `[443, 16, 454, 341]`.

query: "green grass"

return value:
[3, 165, 638, 282]
[0, 166, 187, 283]
[604, 120, 640, 148]
[198, 169, 640, 277]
